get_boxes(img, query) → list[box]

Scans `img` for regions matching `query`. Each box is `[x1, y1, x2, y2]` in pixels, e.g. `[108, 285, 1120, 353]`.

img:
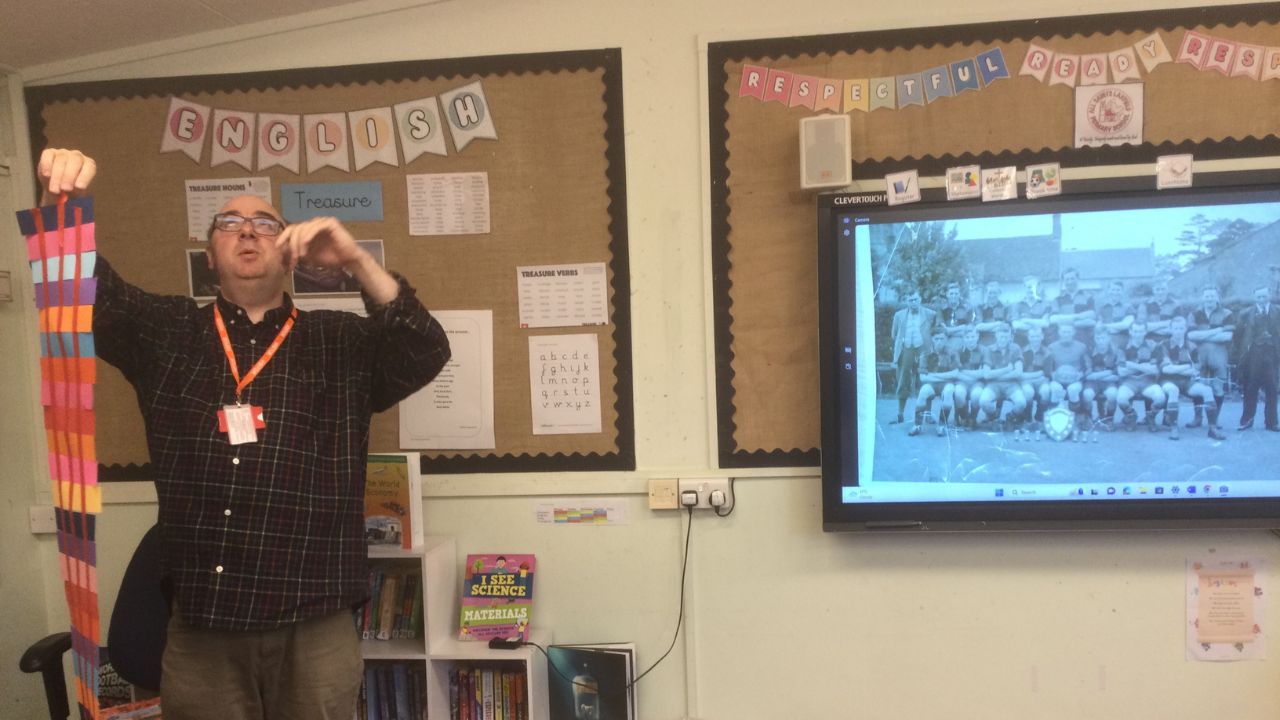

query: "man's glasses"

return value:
[212, 213, 285, 237]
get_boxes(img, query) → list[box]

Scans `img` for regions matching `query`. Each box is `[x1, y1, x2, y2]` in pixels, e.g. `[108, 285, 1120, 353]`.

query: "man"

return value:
[890, 289, 936, 424]
[973, 281, 1007, 344]
[1083, 325, 1120, 431]
[39, 149, 451, 719]
[936, 282, 973, 350]
[1055, 267, 1094, 315]
[1117, 320, 1166, 432]
[1187, 286, 1233, 431]
[1011, 275, 1051, 340]
[1096, 281, 1135, 328]
[1047, 319, 1092, 433]
[1145, 278, 1183, 322]
[976, 323, 1025, 428]
[953, 326, 985, 428]
[1159, 315, 1223, 441]
[1235, 286, 1280, 431]
[1017, 325, 1053, 438]
[910, 329, 959, 437]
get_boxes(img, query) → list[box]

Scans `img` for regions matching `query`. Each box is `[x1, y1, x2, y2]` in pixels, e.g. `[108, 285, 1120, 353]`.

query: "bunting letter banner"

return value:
[815, 79, 842, 112]
[896, 73, 925, 108]
[160, 96, 211, 162]
[1135, 32, 1173, 72]
[1263, 48, 1280, 82]
[348, 107, 399, 171]
[921, 65, 953, 103]
[210, 109, 256, 171]
[976, 48, 1010, 85]
[1020, 43, 1053, 82]
[869, 77, 896, 111]
[1202, 39, 1237, 76]
[1049, 54, 1079, 87]
[1108, 47, 1142, 83]
[950, 59, 981, 94]
[1230, 44, 1263, 80]
[1177, 30, 1210, 69]
[257, 113, 301, 174]
[440, 81, 499, 152]
[843, 79, 870, 113]
[304, 113, 351, 173]
[1079, 53, 1109, 86]
[394, 97, 448, 163]
[762, 69, 793, 104]
[788, 75, 819, 109]
[739, 64, 767, 99]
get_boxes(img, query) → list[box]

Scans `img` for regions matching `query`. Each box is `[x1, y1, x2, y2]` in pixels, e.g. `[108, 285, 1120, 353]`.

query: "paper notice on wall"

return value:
[399, 310, 495, 449]
[185, 177, 272, 243]
[529, 333, 601, 435]
[1186, 556, 1266, 661]
[517, 263, 609, 329]
[534, 498, 631, 525]
[406, 172, 490, 236]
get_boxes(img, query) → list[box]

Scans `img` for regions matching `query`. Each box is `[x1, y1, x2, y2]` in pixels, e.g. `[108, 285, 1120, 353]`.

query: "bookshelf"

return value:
[363, 537, 550, 720]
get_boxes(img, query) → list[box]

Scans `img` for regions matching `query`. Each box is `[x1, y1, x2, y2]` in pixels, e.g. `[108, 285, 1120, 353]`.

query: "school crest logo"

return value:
[1086, 88, 1134, 134]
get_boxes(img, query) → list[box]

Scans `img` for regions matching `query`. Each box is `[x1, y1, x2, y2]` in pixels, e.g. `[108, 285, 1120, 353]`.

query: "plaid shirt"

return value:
[94, 257, 450, 631]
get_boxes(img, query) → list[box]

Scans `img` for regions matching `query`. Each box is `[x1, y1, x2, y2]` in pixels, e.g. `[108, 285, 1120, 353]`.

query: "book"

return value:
[458, 553, 536, 642]
[365, 453, 423, 551]
[376, 573, 400, 641]
[101, 698, 162, 720]
[547, 643, 637, 720]
[365, 665, 382, 720]
[392, 663, 411, 720]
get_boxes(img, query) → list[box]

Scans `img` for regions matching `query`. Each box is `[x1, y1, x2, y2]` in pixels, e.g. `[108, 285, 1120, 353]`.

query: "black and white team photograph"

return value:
[864, 201, 1280, 487]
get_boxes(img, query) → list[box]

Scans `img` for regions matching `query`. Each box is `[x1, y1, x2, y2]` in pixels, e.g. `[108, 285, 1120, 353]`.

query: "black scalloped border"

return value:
[27, 48, 635, 477]
[709, 3, 1280, 469]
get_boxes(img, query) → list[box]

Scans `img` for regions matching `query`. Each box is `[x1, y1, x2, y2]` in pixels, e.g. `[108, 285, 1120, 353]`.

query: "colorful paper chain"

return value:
[16, 195, 101, 720]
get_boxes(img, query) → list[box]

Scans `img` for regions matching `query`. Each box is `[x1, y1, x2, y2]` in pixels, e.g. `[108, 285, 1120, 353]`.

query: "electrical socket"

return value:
[677, 478, 734, 513]
[648, 478, 680, 510]
[29, 505, 56, 534]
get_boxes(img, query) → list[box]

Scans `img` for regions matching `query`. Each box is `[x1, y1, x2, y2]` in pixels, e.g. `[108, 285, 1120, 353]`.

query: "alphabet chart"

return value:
[528, 333, 601, 435]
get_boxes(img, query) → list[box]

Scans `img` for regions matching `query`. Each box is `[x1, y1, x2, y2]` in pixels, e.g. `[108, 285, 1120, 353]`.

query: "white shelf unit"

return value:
[365, 537, 549, 720]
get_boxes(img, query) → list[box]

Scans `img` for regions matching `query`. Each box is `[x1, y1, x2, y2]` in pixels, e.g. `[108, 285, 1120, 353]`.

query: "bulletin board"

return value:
[25, 49, 635, 478]
[707, 3, 1280, 468]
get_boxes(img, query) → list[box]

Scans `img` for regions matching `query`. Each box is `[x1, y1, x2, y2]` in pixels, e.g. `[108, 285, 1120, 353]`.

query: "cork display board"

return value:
[707, 3, 1280, 467]
[26, 49, 634, 477]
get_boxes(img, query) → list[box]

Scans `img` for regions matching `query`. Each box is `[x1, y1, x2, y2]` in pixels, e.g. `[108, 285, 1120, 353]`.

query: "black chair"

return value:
[19, 524, 168, 719]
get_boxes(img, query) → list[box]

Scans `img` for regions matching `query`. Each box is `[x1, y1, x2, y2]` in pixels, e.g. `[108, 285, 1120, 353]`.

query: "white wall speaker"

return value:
[799, 114, 851, 190]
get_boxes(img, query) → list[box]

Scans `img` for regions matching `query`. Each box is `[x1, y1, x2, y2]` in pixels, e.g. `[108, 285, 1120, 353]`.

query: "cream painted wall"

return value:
[3, 0, 1280, 718]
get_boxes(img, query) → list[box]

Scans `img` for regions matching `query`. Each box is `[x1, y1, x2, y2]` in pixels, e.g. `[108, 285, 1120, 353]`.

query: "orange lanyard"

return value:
[213, 304, 297, 403]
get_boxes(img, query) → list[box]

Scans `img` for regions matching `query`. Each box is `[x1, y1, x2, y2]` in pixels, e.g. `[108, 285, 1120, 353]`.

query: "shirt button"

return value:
[224, 508, 232, 516]
[215, 565, 224, 573]
[232, 457, 240, 465]
[249, 339, 257, 345]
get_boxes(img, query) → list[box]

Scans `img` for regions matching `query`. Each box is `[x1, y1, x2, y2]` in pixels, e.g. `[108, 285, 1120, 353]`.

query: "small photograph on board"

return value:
[292, 239, 385, 295]
[186, 248, 220, 299]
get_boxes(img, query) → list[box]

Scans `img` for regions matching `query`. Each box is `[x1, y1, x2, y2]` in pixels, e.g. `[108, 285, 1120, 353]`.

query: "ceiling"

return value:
[0, 0, 377, 71]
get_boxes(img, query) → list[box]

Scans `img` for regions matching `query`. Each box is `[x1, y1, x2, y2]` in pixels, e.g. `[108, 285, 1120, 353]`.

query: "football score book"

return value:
[547, 643, 636, 720]
[364, 453, 423, 550]
[458, 553, 535, 642]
